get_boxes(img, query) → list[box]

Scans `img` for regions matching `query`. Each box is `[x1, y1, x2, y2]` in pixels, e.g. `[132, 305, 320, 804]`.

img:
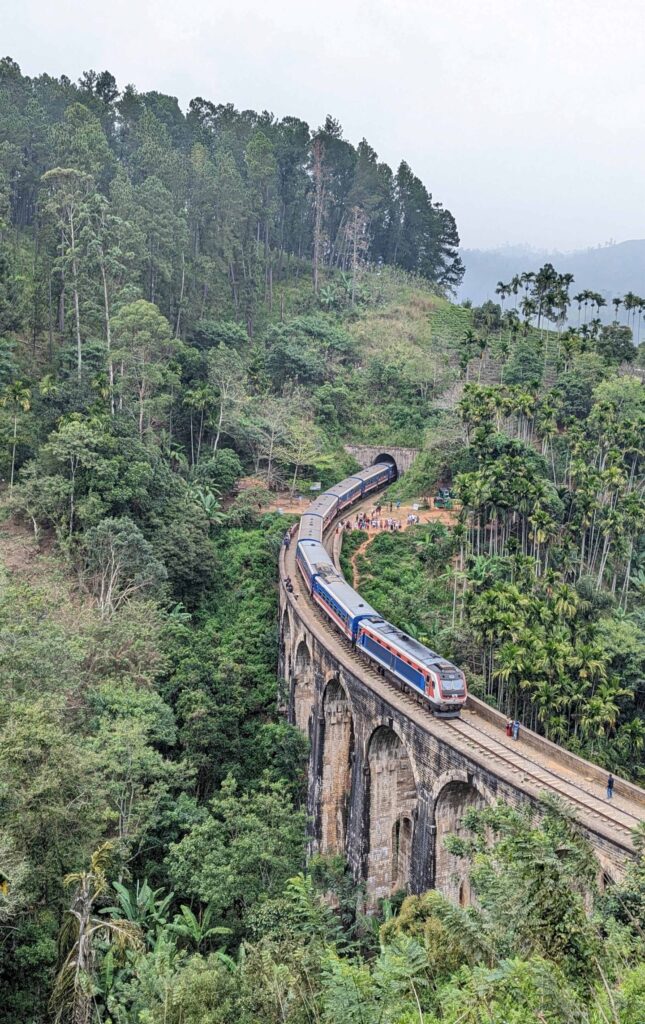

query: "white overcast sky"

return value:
[4, 0, 644, 250]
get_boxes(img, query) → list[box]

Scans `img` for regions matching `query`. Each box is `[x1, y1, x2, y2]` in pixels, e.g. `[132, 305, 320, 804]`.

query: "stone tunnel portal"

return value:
[372, 453, 398, 479]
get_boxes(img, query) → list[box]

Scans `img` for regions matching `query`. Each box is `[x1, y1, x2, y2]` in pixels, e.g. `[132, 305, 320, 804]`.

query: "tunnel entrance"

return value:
[373, 453, 398, 480]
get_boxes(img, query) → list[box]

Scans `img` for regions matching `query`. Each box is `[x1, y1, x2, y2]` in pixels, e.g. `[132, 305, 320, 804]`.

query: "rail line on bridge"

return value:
[280, 486, 644, 891]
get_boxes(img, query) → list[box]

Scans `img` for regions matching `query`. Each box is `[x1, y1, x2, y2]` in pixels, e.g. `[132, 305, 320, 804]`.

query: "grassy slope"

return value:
[343, 279, 471, 448]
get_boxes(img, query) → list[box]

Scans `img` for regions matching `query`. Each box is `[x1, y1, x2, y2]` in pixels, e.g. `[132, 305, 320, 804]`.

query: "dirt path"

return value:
[350, 536, 372, 588]
[346, 500, 460, 587]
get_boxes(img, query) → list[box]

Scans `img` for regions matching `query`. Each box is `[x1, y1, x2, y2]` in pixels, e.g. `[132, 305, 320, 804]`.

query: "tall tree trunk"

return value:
[175, 252, 185, 338]
[69, 215, 82, 381]
[197, 408, 205, 463]
[312, 138, 325, 295]
[58, 227, 66, 334]
[213, 404, 224, 453]
[10, 414, 17, 493]
[100, 260, 115, 416]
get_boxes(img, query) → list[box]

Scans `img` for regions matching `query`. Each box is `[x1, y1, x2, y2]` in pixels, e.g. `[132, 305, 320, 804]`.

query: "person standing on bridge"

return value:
[505, 719, 513, 737]
[607, 773, 614, 799]
[512, 719, 520, 741]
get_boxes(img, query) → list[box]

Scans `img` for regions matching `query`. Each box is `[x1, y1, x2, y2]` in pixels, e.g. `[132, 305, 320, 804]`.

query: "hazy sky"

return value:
[4, 0, 645, 250]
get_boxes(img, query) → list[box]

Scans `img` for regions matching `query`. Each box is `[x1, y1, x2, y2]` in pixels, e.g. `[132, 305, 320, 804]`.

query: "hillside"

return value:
[459, 239, 645, 312]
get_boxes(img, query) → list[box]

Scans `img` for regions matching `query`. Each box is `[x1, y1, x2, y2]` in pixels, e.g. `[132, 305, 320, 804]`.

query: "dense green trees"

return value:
[0, 57, 463, 356]
[0, 52, 643, 1024]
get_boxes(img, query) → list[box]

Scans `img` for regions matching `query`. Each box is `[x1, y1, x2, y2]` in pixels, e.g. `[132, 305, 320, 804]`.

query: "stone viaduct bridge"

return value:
[279, 451, 644, 903]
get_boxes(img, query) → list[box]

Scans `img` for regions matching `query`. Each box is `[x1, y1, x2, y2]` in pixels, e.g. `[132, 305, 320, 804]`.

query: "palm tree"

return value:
[460, 329, 478, 380]
[519, 296, 537, 326]
[0, 381, 31, 493]
[51, 843, 142, 1024]
[611, 296, 622, 322]
[623, 291, 637, 328]
[477, 334, 487, 382]
[183, 384, 214, 466]
[495, 281, 510, 307]
[572, 292, 586, 325]
[520, 271, 535, 297]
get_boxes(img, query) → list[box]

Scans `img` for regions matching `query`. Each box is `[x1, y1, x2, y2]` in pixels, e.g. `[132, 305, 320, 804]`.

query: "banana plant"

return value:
[103, 879, 174, 949]
[168, 903, 231, 952]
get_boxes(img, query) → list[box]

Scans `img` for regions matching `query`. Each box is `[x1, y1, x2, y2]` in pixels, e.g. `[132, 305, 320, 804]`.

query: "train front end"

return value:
[433, 663, 468, 717]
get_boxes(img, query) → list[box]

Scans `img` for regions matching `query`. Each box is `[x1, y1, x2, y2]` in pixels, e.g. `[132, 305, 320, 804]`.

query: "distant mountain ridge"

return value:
[458, 240, 645, 310]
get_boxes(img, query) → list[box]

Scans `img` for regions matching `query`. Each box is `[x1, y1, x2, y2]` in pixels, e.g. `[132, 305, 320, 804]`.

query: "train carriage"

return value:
[324, 475, 365, 511]
[298, 513, 324, 544]
[296, 538, 335, 588]
[354, 462, 396, 494]
[297, 492, 339, 543]
[308, 492, 340, 524]
[312, 572, 378, 641]
[290, 458, 467, 716]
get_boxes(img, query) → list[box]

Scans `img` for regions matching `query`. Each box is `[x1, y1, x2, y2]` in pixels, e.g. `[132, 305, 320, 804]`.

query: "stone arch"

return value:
[366, 725, 417, 898]
[433, 772, 488, 903]
[373, 452, 398, 479]
[595, 850, 618, 892]
[292, 638, 315, 736]
[281, 609, 292, 679]
[320, 677, 354, 855]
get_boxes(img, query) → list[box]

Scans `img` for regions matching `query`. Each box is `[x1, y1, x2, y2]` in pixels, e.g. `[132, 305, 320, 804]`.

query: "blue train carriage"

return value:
[354, 461, 396, 494]
[313, 570, 379, 641]
[297, 493, 339, 544]
[296, 538, 336, 589]
[309, 492, 340, 526]
[356, 618, 467, 716]
[298, 512, 325, 545]
[324, 475, 365, 511]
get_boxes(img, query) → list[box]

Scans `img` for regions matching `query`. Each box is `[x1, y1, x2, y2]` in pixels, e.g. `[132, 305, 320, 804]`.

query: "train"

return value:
[294, 462, 467, 717]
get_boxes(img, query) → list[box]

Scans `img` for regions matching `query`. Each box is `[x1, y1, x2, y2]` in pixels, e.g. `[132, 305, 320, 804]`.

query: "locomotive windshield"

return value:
[439, 667, 465, 694]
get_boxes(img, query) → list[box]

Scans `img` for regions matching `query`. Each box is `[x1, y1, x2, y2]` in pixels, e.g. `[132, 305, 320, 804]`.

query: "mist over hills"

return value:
[458, 240, 645, 312]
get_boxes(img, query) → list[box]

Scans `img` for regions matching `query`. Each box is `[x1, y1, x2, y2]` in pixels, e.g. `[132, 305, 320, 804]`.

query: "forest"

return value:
[0, 57, 644, 1023]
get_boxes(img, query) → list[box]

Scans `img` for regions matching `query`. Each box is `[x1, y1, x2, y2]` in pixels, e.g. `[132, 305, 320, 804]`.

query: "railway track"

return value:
[281, 491, 644, 855]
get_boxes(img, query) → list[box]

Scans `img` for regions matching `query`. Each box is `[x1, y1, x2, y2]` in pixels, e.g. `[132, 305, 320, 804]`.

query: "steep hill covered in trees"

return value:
[0, 56, 463, 354]
[1, 55, 644, 1024]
